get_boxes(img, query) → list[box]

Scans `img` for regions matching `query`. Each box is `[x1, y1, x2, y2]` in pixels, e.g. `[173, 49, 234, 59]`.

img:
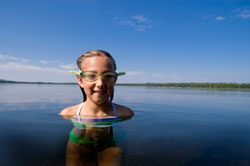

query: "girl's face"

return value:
[77, 56, 116, 105]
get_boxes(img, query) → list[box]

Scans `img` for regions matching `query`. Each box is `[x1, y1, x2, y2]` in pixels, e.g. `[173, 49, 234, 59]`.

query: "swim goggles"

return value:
[69, 70, 126, 82]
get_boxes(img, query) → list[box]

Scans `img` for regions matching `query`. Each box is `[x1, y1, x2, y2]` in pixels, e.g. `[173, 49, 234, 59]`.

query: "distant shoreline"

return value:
[0, 79, 77, 85]
[1, 79, 250, 89]
[117, 83, 250, 89]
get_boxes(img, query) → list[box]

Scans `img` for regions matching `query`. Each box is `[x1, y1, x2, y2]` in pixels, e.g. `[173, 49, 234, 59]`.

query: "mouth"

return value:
[92, 90, 107, 95]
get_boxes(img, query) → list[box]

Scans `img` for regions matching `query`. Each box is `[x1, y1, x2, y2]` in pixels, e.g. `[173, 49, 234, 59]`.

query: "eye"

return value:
[103, 73, 116, 81]
[85, 73, 97, 80]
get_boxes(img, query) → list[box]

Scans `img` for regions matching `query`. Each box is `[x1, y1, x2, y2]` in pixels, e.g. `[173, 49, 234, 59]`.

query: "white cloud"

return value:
[116, 14, 152, 32]
[0, 54, 18, 61]
[203, 8, 250, 22]
[0, 62, 67, 73]
[237, 9, 250, 19]
[10, 56, 18, 61]
[126, 71, 147, 76]
[0, 54, 75, 82]
[0, 53, 32, 64]
[59, 64, 76, 70]
[0, 54, 7, 60]
[122, 20, 134, 26]
[215, 16, 225, 21]
[135, 25, 151, 32]
[20, 59, 30, 63]
[202, 15, 226, 22]
[40, 60, 49, 65]
[132, 15, 150, 23]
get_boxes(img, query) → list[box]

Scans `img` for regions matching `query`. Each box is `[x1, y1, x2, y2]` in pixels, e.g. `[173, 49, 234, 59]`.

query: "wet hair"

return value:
[77, 50, 116, 102]
[77, 50, 116, 71]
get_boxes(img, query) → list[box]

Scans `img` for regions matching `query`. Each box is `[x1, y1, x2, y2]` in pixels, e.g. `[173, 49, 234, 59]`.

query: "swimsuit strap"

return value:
[76, 103, 83, 116]
[112, 103, 118, 117]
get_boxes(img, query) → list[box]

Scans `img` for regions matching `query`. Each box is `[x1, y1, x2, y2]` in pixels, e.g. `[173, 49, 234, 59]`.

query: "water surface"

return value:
[1, 84, 250, 166]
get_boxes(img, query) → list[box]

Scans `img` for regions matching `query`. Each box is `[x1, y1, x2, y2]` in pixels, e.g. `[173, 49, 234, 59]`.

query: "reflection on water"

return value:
[1, 84, 250, 166]
[65, 118, 123, 166]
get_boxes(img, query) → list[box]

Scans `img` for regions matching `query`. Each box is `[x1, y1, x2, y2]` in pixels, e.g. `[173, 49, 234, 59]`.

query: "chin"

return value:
[94, 100, 110, 105]
[92, 96, 110, 105]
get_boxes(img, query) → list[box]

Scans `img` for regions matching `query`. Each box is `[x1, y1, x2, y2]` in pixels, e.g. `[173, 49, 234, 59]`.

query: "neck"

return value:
[81, 99, 113, 117]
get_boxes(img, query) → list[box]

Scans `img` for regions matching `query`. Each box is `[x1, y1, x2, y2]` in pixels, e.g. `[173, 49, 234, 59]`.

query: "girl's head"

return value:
[77, 50, 116, 72]
[76, 50, 117, 104]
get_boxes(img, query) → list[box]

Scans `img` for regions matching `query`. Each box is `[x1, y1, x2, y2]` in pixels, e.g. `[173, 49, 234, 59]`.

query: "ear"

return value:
[76, 75, 85, 88]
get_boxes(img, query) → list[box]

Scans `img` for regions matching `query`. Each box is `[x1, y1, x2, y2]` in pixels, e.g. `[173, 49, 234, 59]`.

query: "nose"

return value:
[95, 77, 105, 87]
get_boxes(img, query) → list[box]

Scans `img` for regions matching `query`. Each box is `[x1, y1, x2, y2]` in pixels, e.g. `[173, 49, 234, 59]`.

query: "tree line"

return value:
[116, 83, 250, 89]
[1, 79, 250, 89]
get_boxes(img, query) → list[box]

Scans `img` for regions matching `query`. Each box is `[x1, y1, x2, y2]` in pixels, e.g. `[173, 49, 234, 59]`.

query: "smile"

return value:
[93, 90, 107, 95]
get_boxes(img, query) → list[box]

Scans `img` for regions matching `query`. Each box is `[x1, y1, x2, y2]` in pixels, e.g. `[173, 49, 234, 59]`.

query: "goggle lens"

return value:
[80, 72, 117, 82]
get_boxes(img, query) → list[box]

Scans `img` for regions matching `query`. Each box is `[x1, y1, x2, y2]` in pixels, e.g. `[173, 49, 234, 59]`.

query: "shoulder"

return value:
[59, 104, 81, 117]
[114, 103, 134, 120]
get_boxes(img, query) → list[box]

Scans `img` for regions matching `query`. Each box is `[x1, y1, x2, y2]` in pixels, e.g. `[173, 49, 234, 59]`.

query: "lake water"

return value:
[1, 84, 250, 166]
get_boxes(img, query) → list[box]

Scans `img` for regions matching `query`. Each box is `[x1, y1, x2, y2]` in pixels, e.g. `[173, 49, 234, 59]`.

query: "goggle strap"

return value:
[117, 72, 126, 76]
[69, 70, 81, 75]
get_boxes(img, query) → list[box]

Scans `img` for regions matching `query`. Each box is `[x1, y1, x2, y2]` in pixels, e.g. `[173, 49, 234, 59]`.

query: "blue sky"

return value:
[0, 0, 250, 83]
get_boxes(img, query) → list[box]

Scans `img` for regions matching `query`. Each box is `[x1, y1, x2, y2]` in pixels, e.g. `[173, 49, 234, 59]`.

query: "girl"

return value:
[60, 50, 134, 166]
[60, 50, 134, 121]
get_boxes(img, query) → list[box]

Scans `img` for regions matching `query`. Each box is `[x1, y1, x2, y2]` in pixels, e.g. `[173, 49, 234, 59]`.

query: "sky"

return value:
[0, 0, 250, 83]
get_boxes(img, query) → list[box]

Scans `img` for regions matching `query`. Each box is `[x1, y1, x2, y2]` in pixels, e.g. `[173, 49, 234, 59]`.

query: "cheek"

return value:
[107, 83, 115, 91]
[82, 82, 95, 91]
